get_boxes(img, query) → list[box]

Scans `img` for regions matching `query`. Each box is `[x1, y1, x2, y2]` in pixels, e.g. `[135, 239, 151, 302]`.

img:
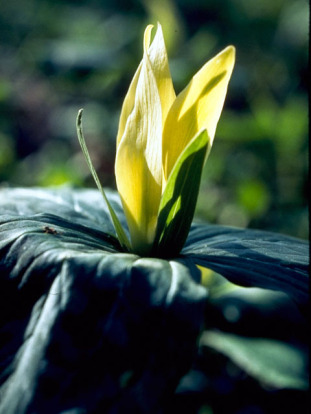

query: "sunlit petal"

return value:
[115, 28, 163, 255]
[147, 23, 176, 124]
[117, 23, 175, 147]
[162, 46, 235, 180]
[116, 61, 142, 147]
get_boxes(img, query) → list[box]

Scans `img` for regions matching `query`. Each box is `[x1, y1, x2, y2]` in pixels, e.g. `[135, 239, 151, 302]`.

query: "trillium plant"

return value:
[77, 23, 235, 257]
[0, 23, 309, 414]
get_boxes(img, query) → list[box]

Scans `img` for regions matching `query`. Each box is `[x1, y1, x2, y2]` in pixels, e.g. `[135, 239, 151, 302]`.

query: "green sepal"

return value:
[76, 109, 131, 252]
[152, 129, 210, 258]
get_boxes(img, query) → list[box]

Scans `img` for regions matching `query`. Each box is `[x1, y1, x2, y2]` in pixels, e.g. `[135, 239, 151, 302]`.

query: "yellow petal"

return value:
[116, 61, 142, 147]
[117, 23, 175, 147]
[162, 46, 235, 180]
[147, 23, 176, 125]
[115, 28, 163, 255]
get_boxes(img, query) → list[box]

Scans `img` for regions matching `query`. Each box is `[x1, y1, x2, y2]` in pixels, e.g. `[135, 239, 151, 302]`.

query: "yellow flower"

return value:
[115, 23, 235, 256]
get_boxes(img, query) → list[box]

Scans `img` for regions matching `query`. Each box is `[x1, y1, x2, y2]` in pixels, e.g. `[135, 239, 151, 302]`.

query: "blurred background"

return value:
[0, 0, 308, 239]
[0, 2, 309, 413]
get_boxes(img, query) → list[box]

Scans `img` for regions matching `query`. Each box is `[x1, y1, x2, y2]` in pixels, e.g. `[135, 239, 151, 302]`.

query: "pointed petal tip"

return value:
[220, 44, 235, 56]
[206, 45, 235, 81]
[220, 45, 236, 65]
[143, 23, 165, 53]
[155, 21, 164, 36]
[144, 25, 154, 52]
[226, 45, 236, 53]
[227, 45, 236, 57]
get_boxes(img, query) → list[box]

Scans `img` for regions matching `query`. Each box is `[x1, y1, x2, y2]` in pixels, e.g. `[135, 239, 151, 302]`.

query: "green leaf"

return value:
[0, 187, 124, 250]
[181, 223, 309, 307]
[200, 330, 309, 390]
[0, 187, 206, 413]
[76, 109, 131, 252]
[153, 129, 210, 258]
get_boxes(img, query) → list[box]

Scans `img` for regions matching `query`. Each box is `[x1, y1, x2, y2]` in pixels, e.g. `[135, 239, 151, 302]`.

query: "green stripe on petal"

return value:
[152, 129, 210, 258]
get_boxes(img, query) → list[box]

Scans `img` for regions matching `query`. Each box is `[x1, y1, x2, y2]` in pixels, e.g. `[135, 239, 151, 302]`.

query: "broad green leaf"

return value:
[205, 286, 307, 351]
[76, 109, 131, 252]
[200, 330, 309, 390]
[0, 187, 206, 413]
[0, 187, 126, 239]
[153, 129, 210, 258]
[181, 223, 309, 307]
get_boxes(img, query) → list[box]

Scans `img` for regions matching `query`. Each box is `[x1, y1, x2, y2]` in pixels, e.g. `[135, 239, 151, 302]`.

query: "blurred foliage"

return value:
[0, 0, 308, 240]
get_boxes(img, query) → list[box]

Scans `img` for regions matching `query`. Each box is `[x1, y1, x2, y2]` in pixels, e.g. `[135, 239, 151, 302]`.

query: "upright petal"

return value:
[147, 23, 176, 125]
[115, 28, 163, 255]
[162, 46, 235, 180]
[117, 23, 175, 147]
[116, 61, 142, 147]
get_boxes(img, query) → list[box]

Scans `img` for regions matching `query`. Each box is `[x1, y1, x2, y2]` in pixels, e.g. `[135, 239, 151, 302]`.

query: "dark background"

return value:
[0, 0, 308, 239]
